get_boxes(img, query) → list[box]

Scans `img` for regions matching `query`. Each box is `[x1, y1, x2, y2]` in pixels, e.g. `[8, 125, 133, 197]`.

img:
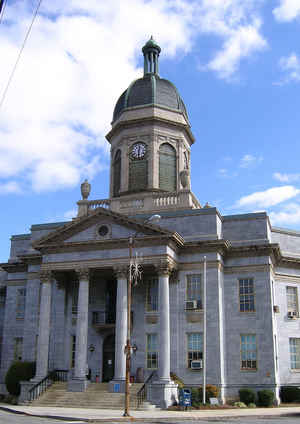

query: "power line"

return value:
[0, 0, 7, 24]
[0, 0, 43, 110]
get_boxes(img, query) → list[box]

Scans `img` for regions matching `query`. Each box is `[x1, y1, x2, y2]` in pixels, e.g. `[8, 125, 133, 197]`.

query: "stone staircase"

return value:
[31, 382, 144, 409]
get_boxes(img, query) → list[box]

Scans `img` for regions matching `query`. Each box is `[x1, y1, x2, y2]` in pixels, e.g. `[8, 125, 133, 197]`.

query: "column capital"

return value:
[39, 270, 52, 283]
[113, 265, 128, 279]
[75, 267, 90, 281]
[155, 259, 175, 276]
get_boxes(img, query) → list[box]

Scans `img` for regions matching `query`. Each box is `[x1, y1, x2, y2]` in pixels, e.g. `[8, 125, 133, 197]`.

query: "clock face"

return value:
[131, 143, 146, 159]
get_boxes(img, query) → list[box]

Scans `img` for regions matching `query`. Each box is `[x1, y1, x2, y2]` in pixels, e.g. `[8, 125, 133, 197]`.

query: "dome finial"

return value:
[142, 36, 161, 76]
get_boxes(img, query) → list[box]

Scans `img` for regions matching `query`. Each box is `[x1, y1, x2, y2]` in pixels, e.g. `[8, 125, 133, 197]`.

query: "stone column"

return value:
[158, 264, 171, 382]
[109, 267, 128, 392]
[33, 270, 52, 381]
[149, 261, 178, 409]
[68, 268, 90, 392]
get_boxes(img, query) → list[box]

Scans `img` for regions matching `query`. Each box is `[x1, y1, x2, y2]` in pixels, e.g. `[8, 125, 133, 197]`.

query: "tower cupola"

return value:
[142, 36, 161, 75]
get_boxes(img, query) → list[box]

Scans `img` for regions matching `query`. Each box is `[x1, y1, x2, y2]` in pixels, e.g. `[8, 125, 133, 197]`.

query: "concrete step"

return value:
[31, 382, 142, 409]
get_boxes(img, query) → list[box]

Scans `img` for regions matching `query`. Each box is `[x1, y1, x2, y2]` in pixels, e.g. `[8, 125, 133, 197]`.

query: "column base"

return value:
[108, 379, 126, 393]
[148, 380, 178, 409]
[67, 378, 89, 392]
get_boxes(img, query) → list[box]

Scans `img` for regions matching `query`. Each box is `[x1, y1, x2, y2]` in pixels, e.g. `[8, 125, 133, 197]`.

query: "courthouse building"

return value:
[0, 38, 300, 407]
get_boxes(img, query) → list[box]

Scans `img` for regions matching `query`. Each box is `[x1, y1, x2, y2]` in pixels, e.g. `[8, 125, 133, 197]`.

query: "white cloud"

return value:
[1, 181, 22, 194]
[270, 203, 300, 226]
[276, 53, 300, 85]
[206, 18, 267, 79]
[236, 186, 300, 208]
[240, 154, 263, 168]
[0, 1, 267, 195]
[273, 172, 300, 183]
[273, 0, 300, 22]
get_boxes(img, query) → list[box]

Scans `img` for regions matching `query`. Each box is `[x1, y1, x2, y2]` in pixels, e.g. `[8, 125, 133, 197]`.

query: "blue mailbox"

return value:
[179, 388, 192, 408]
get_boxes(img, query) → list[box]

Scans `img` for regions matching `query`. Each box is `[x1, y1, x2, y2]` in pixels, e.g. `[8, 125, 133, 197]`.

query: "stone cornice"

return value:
[0, 262, 27, 273]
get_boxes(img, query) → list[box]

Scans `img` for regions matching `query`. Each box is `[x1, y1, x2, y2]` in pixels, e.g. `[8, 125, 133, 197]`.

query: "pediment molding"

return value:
[32, 207, 177, 252]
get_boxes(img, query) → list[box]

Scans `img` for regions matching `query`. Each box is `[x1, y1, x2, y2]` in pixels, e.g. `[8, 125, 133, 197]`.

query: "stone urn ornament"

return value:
[180, 169, 190, 189]
[81, 179, 91, 200]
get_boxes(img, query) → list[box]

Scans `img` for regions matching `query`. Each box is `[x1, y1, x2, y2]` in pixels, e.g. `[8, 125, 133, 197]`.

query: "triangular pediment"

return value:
[33, 207, 176, 250]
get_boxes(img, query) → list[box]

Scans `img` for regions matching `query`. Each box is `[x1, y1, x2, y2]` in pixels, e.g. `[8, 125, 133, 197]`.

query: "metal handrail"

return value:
[137, 370, 157, 408]
[28, 369, 68, 402]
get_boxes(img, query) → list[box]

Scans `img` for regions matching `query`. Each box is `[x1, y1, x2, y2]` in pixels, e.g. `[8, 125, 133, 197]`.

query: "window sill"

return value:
[240, 369, 257, 372]
[290, 369, 300, 373]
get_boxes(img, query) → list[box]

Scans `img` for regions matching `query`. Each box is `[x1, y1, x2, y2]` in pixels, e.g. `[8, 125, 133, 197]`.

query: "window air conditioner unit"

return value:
[288, 311, 298, 319]
[191, 360, 203, 370]
[186, 300, 197, 310]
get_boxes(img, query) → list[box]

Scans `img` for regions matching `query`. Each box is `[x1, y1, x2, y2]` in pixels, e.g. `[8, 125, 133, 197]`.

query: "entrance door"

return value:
[102, 334, 115, 382]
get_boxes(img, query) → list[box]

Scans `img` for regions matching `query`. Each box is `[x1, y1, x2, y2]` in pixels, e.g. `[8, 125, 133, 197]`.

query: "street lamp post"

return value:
[123, 214, 161, 417]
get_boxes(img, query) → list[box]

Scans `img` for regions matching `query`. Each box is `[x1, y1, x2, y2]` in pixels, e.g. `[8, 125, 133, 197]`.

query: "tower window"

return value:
[159, 143, 176, 192]
[129, 143, 148, 192]
[113, 150, 121, 197]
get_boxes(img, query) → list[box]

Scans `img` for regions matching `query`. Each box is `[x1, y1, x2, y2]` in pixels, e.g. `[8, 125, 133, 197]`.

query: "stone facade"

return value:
[0, 39, 300, 407]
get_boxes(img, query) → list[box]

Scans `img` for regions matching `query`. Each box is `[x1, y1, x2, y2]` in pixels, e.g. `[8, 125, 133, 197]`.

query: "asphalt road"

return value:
[0, 411, 300, 424]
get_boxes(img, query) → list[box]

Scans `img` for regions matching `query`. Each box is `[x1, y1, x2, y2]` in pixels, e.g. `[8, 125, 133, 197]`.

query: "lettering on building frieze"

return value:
[39, 270, 53, 283]
[75, 267, 90, 281]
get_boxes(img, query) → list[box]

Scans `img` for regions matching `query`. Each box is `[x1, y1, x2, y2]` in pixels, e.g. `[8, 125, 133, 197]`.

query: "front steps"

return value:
[31, 382, 145, 409]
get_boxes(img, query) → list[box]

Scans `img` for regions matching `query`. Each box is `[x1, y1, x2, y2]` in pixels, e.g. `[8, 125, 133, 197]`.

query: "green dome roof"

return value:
[113, 74, 189, 122]
[113, 37, 188, 123]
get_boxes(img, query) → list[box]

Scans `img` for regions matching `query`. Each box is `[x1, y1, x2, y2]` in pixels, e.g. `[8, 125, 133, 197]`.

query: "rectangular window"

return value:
[241, 334, 257, 370]
[14, 337, 23, 361]
[71, 335, 76, 368]
[186, 274, 202, 309]
[72, 282, 79, 315]
[239, 278, 255, 312]
[289, 338, 300, 370]
[146, 277, 158, 312]
[16, 288, 26, 320]
[0, 287, 6, 307]
[287, 287, 298, 314]
[187, 333, 203, 368]
[146, 333, 158, 369]
[0, 336, 2, 367]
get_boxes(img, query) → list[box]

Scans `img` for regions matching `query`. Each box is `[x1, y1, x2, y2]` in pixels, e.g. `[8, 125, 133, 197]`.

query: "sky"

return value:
[0, 0, 300, 262]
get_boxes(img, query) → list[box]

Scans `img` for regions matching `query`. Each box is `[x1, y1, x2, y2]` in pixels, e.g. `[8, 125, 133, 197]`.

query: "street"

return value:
[1, 409, 300, 424]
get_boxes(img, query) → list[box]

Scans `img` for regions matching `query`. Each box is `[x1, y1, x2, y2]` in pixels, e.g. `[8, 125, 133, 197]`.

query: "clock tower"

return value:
[106, 37, 200, 214]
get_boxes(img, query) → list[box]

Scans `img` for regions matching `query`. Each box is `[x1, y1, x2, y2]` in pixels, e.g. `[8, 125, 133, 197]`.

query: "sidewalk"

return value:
[1, 404, 300, 422]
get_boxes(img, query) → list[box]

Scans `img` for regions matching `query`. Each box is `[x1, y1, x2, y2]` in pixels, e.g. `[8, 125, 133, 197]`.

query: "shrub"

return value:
[170, 372, 184, 389]
[248, 403, 256, 408]
[191, 385, 219, 406]
[5, 361, 36, 396]
[257, 389, 274, 407]
[191, 388, 200, 405]
[239, 388, 256, 405]
[234, 401, 247, 408]
[280, 386, 300, 403]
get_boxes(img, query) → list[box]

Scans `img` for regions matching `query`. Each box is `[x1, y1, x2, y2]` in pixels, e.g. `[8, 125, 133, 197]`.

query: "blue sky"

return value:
[0, 0, 300, 262]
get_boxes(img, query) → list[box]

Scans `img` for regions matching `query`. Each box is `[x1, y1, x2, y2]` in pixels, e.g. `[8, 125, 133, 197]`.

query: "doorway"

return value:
[102, 334, 115, 382]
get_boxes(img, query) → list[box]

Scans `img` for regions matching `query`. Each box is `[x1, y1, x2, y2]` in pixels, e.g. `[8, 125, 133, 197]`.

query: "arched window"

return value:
[159, 143, 176, 191]
[113, 150, 121, 197]
[129, 143, 148, 192]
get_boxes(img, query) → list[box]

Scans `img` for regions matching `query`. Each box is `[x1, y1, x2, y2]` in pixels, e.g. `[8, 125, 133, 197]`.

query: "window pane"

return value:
[240, 334, 257, 370]
[16, 288, 26, 320]
[146, 334, 158, 369]
[187, 333, 203, 368]
[187, 275, 202, 307]
[287, 287, 298, 313]
[146, 278, 158, 312]
[290, 338, 300, 369]
[239, 279, 255, 312]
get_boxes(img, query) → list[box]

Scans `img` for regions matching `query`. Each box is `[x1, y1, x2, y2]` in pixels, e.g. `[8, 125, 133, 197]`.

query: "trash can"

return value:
[179, 388, 192, 409]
